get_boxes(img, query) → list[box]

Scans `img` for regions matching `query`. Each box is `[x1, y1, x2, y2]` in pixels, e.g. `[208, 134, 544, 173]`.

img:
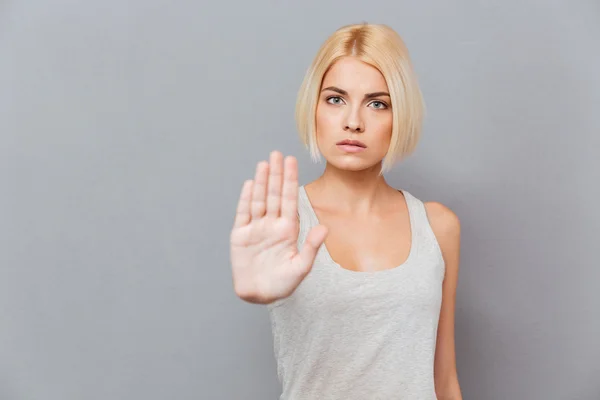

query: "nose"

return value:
[343, 106, 364, 133]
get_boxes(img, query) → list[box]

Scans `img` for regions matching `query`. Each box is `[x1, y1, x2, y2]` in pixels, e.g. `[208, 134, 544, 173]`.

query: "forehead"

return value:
[321, 56, 388, 92]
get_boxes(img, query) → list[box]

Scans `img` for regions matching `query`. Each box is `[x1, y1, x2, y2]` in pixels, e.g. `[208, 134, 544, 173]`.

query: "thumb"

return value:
[296, 225, 328, 272]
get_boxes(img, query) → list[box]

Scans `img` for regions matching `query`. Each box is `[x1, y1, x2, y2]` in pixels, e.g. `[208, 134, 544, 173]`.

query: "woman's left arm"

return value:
[424, 201, 463, 400]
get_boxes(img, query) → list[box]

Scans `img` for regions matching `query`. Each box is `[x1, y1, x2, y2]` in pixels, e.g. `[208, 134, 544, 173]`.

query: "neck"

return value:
[309, 161, 393, 214]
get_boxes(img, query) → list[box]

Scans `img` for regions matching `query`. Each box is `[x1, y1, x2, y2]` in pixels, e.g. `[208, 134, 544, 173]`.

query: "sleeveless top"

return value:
[267, 185, 446, 400]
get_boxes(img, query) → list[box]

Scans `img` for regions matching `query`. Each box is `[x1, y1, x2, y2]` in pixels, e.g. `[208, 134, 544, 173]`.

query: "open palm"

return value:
[230, 151, 328, 304]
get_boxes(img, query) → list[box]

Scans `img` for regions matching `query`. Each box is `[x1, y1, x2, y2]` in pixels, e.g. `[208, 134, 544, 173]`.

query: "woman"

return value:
[230, 23, 462, 400]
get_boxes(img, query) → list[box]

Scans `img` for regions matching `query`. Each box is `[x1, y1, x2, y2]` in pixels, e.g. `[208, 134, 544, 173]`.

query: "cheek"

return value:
[369, 114, 393, 153]
[315, 107, 332, 133]
[316, 104, 344, 133]
[371, 113, 393, 138]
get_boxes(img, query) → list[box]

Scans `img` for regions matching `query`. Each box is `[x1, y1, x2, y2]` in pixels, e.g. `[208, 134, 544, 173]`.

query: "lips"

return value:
[336, 139, 367, 148]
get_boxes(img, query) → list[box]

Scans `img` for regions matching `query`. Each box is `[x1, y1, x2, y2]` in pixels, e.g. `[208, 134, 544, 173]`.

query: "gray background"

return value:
[1, 1, 599, 399]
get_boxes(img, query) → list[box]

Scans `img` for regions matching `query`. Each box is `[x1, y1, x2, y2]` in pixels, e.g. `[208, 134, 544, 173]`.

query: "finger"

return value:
[295, 225, 328, 274]
[251, 161, 269, 218]
[233, 180, 253, 228]
[266, 151, 283, 217]
[280, 156, 298, 220]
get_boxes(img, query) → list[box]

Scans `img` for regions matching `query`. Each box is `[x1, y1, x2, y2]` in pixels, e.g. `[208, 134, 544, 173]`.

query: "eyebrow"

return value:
[321, 86, 390, 99]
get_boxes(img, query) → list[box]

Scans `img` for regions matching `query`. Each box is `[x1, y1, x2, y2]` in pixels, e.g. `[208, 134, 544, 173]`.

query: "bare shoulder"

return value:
[423, 201, 461, 270]
[423, 201, 461, 239]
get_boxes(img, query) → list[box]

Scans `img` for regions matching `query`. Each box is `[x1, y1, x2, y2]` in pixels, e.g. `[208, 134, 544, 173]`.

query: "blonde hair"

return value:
[295, 23, 425, 174]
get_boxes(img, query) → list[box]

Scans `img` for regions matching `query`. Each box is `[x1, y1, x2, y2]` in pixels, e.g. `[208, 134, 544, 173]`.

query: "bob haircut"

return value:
[295, 23, 425, 174]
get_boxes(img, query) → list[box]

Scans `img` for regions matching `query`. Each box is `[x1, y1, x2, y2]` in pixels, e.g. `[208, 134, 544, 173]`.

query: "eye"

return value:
[326, 96, 345, 105]
[368, 100, 388, 109]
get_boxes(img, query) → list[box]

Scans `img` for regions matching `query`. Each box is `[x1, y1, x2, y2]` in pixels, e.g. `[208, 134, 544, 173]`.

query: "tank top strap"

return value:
[297, 186, 317, 245]
[401, 189, 426, 239]
[402, 189, 445, 268]
[297, 186, 310, 220]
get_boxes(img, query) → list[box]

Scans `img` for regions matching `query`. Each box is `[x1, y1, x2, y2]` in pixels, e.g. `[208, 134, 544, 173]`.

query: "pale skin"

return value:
[230, 56, 462, 399]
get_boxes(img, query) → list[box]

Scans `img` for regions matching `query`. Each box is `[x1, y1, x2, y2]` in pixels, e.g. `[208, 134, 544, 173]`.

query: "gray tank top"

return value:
[267, 185, 445, 400]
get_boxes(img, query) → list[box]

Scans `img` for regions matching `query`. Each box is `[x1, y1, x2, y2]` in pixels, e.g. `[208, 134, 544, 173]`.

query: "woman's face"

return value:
[315, 56, 393, 172]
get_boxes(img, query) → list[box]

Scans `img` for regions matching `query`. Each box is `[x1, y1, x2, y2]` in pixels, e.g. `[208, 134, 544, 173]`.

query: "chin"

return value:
[327, 157, 381, 172]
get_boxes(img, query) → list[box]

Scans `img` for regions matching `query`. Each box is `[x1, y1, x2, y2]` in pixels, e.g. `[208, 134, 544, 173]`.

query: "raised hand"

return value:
[230, 151, 328, 304]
